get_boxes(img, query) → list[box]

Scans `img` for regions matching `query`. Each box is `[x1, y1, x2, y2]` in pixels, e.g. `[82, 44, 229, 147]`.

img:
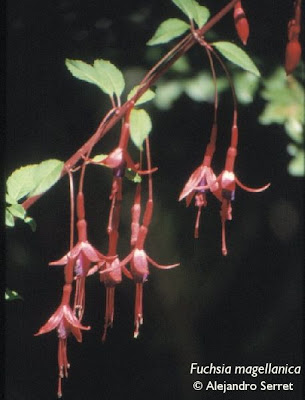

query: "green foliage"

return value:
[130, 109, 152, 150]
[212, 42, 260, 77]
[6, 159, 63, 229]
[183, 72, 228, 102]
[29, 160, 64, 197]
[66, 58, 125, 100]
[154, 72, 228, 110]
[154, 80, 184, 110]
[170, 55, 191, 73]
[147, 18, 189, 46]
[171, 0, 209, 27]
[233, 72, 260, 104]
[5, 289, 23, 301]
[127, 87, 154, 150]
[127, 86, 155, 106]
[191, 3, 210, 28]
[172, 0, 198, 20]
[287, 144, 304, 176]
[5, 210, 15, 227]
[6, 164, 39, 202]
[147, 1, 210, 46]
[93, 59, 125, 99]
[91, 154, 108, 163]
[259, 68, 304, 176]
[7, 204, 26, 219]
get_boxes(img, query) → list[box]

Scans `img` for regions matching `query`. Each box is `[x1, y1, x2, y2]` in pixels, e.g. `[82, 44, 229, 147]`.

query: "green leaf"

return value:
[130, 109, 152, 150]
[212, 41, 260, 77]
[30, 159, 64, 197]
[285, 119, 303, 144]
[66, 59, 104, 89]
[171, 0, 197, 20]
[5, 210, 15, 227]
[6, 193, 17, 205]
[7, 204, 26, 220]
[66, 59, 125, 99]
[5, 289, 23, 301]
[6, 164, 39, 202]
[192, 4, 210, 28]
[127, 86, 155, 106]
[24, 216, 37, 232]
[154, 80, 184, 110]
[259, 68, 304, 143]
[91, 154, 108, 163]
[183, 72, 228, 102]
[170, 55, 191, 73]
[288, 147, 305, 176]
[147, 18, 189, 46]
[93, 59, 125, 98]
[233, 72, 259, 104]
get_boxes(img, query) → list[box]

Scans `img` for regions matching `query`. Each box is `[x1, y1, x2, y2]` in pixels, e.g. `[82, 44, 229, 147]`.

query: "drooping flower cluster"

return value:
[179, 29, 270, 256]
[35, 107, 179, 397]
[179, 123, 270, 256]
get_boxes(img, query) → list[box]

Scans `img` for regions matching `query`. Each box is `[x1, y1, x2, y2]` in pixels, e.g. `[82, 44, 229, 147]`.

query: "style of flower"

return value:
[120, 237, 179, 338]
[87, 258, 129, 342]
[35, 284, 90, 398]
[95, 257, 126, 342]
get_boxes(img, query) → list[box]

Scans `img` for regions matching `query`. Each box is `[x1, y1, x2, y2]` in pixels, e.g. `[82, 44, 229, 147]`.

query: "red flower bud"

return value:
[234, 2, 249, 45]
[285, 40, 302, 75]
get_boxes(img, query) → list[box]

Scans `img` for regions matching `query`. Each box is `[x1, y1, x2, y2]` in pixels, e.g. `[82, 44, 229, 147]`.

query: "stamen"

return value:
[102, 287, 115, 342]
[134, 283, 143, 338]
[194, 206, 202, 239]
[221, 219, 228, 256]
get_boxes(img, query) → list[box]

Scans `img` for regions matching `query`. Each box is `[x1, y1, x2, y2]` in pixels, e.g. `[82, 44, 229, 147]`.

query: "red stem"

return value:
[67, 169, 75, 251]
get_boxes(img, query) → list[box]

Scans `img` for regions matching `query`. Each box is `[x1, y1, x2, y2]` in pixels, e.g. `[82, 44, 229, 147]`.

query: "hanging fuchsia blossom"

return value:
[35, 283, 90, 398]
[215, 144, 270, 256]
[121, 238, 179, 338]
[122, 178, 179, 337]
[50, 192, 114, 319]
[179, 123, 219, 238]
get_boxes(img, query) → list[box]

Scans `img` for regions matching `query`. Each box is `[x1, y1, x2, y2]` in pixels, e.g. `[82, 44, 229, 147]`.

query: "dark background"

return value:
[6, 1, 303, 399]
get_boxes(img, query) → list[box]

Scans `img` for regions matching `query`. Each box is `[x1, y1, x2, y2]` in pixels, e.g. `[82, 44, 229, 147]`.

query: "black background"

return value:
[6, 1, 304, 399]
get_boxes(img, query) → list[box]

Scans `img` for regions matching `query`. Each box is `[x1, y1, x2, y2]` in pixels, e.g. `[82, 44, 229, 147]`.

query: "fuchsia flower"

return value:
[93, 257, 126, 342]
[179, 163, 219, 238]
[215, 166, 270, 256]
[90, 146, 158, 175]
[35, 284, 90, 398]
[50, 192, 115, 319]
[49, 220, 108, 268]
[120, 225, 179, 338]
[179, 125, 219, 238]
[180, 138, 270, 255]
[89, 108, 157, 176]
